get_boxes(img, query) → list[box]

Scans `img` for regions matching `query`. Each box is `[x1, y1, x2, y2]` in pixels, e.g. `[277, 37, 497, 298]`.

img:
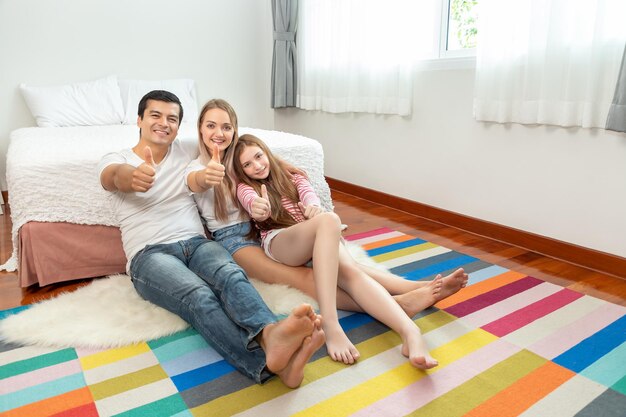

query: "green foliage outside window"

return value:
[450, 0, 478, 49]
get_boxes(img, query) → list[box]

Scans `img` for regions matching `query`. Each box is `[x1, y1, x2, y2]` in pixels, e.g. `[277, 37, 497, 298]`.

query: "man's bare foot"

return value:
[401, 329, 438, 370]
[260, 304, 316, 373]
[276, 326, 326, 388]
[437, 268, 468, 300]
[394, 276, 443, 317]
[323, 321, 360, 364]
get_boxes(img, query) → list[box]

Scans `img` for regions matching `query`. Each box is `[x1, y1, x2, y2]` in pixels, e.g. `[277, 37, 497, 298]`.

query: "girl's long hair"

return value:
[197, 99, 240, 222]
[233, 134, 301, 232]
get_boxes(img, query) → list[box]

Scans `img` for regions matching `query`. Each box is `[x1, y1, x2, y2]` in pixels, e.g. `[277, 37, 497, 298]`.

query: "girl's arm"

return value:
[293, 174, 323, 218]
[237, 183, 272, 221]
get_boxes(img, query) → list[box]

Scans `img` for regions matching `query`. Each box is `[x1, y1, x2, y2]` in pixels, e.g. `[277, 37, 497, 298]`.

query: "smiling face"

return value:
[239, 145, 270, 180]
[137, 99, 180, 146]
[200, 108, 234, 160]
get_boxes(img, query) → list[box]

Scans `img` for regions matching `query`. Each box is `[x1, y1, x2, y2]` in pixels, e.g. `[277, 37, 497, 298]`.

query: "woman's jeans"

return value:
[130, 235, 276, 383]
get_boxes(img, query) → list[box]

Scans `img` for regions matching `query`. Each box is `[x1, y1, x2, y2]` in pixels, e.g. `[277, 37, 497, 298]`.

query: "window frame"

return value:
[438, 0, 476, 59]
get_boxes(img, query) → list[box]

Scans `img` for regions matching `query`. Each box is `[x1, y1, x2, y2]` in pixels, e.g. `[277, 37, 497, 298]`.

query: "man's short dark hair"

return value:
[137, 90, 184, 124]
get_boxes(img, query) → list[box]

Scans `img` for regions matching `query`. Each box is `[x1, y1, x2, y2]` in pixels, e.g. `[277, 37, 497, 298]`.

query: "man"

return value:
[98, 90, 324, 388]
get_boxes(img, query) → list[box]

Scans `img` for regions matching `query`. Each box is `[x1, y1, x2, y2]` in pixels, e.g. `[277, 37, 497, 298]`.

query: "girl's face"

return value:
[200, 108, 234, 158]
[239, 145, 270, 180]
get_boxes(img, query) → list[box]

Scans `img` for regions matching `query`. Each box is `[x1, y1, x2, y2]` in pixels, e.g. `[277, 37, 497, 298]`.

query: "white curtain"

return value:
[297, 0, 435, 116]
[474, 0, 626, 128]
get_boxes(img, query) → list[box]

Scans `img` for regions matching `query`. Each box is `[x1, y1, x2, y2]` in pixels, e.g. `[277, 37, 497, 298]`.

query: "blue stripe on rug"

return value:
[402, 254, 478, 281]
[553, 314, 626, 373]
[0, 305, 30, 320]
[172, 359, 236, 392]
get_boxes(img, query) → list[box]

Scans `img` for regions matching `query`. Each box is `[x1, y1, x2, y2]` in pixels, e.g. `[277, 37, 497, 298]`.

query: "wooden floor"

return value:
[1, 190, 625, 310]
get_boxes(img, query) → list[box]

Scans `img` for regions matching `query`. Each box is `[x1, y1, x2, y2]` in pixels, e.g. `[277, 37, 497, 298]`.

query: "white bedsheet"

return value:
[0, 125, 332, 271]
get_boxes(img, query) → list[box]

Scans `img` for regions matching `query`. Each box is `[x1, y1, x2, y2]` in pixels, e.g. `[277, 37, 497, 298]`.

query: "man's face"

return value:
[137, 99, 181, 146]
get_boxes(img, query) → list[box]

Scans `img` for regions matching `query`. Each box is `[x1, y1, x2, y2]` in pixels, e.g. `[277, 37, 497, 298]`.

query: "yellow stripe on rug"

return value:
[191, 310, 457, 416]
[293, 329, 498, 417]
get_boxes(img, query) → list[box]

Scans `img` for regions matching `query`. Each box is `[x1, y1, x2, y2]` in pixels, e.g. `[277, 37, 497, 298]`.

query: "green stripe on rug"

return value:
[0, 348, 77, 379]
[113, 393, 189, 417]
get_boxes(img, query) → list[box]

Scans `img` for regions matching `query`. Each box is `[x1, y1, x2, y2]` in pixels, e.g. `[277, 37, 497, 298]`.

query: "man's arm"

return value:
[100, 147, 156, 193]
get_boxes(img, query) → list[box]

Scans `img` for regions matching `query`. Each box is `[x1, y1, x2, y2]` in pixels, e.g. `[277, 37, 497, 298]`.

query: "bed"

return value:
[1, 123, 332, 287]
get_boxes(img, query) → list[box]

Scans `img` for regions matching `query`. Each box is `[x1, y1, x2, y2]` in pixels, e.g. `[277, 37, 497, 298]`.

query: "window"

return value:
[296, 0, 479, 115]
[441, 0, 479, 58]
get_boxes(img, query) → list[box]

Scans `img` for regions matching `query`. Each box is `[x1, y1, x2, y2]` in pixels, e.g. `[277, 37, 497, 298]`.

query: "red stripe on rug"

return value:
[344, 227, 395, 241]
[445, 276, 544, 318]
[482, 289, 585, 337]
[464, 361, 575, 417]
[50, 402, 99, 417]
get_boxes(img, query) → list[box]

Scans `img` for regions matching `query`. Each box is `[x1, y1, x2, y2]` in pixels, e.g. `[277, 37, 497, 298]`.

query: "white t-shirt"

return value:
[184, 157, 248, 232]
[99, 140, 205, 272]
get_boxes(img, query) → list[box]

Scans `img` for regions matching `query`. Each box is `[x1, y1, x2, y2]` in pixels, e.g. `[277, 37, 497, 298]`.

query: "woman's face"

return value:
[239, 145, 270, 180]
[200, 108, 234, 158]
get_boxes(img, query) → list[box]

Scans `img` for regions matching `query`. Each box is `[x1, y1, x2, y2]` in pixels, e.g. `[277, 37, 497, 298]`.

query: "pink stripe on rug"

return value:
[0, 358, 82, 394]
[482, 289, 585, 337]
[445, 276, 543, 318]
[460, 283, 563, 329]
[351, 338, 521, 417]
[344, 227, 395, 241]
[527, 302, 626, 359]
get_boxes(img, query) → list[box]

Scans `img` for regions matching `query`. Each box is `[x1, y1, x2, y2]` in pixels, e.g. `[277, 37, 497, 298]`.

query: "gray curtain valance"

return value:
[606, 43, 626, 133]
[271, 0, 298, 108]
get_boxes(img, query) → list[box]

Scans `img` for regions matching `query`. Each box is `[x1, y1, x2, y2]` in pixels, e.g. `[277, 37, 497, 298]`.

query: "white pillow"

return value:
[118, 79, 198, 125]
[20, 75, 125, 127]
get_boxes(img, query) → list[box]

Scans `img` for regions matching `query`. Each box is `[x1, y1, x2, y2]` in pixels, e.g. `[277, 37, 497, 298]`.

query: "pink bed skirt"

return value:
[19, 222, 127, 287]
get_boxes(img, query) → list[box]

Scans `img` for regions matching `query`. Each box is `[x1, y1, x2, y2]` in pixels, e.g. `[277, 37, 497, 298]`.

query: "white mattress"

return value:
[0, 124, 332, 271]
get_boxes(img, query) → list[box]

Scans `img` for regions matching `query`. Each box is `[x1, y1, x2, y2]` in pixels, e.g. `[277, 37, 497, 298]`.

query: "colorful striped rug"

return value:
[1, 227, 625, 416]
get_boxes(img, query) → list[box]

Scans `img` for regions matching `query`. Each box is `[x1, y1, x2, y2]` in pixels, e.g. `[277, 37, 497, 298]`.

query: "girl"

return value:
[233, 134, 441, 368]
[186, 99, 468, 325]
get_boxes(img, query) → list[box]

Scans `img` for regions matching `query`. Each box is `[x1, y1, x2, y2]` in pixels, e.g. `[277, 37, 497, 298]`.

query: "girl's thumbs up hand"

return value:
[251, 184, 271, 221]
[298, 202, 323, 219]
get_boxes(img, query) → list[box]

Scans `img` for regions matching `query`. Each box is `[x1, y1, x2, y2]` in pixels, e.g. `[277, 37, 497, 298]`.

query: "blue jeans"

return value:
[211, 221, 260, 256]
[129, 235, 276, 383]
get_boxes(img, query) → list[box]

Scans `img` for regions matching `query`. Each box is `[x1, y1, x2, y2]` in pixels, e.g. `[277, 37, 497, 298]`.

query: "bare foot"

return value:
[276, 326, 326, 388]
[437, 268, 469, 300]
[394, 275, 443, 317]
[323, 321, 360, 364]
[260, 304, 316, 373]
[400, 329, 438, 370]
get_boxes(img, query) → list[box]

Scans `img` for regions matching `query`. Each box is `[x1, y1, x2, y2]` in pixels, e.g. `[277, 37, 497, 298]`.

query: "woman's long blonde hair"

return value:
[233, 134, 301, 232]
[197, 99, 240, 222]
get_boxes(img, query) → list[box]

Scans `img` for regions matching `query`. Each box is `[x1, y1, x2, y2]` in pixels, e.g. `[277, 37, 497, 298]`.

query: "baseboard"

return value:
[327, 177, 626, 280]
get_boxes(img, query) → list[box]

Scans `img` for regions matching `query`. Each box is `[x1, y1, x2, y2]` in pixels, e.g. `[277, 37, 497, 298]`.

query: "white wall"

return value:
[0, 0, 274, 189]
[274, 67, 626, 258]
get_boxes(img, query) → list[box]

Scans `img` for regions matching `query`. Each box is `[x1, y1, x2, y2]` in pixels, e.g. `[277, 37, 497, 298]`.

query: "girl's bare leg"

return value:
[233, 246, 363, 312]
[336, 244, 438, 370]
[355, 264, 468, 316]
[235, 246, 467, 317]
[270, 213, 360, 364]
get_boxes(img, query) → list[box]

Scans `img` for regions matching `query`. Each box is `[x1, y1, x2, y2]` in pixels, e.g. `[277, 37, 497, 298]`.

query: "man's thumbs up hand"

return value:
[132, 146, 157, 192]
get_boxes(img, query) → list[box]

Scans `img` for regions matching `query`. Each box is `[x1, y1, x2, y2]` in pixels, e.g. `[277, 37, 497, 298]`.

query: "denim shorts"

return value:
[211, 222, 260, 256]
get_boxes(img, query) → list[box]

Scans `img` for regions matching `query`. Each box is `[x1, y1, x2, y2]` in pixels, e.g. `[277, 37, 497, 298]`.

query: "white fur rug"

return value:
[0, 243, 382, 349]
